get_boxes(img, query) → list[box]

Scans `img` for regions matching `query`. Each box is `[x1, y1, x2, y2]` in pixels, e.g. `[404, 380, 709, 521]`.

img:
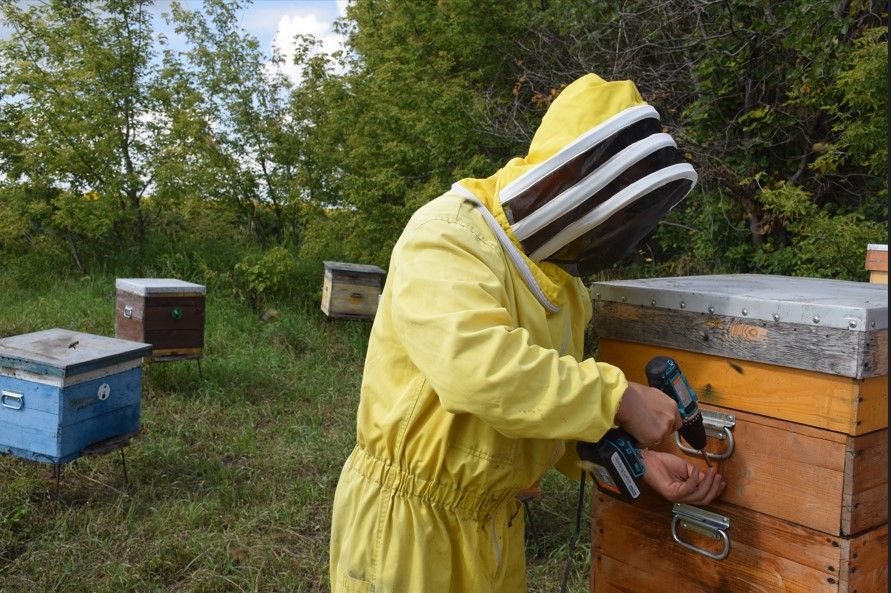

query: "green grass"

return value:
[0, 271, 591, 593]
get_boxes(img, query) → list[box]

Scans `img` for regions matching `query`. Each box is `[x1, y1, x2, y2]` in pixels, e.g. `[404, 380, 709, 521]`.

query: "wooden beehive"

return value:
[589, 274, 888, 593]
[115, 278, 206, 362]
[866, 243, 887, 284]
[0, 328, 151, 464]
[321, 261, 386, 320]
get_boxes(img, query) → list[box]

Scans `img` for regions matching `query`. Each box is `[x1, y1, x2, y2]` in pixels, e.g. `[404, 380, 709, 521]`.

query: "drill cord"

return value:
[559, 471, 589, 593]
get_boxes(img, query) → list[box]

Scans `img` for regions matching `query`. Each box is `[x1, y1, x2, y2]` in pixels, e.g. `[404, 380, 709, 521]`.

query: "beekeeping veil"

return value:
[457, 73, 698, 278]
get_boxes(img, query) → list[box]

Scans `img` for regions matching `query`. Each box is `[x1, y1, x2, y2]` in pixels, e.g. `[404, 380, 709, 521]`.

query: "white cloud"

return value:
[268, 5, 348, 85]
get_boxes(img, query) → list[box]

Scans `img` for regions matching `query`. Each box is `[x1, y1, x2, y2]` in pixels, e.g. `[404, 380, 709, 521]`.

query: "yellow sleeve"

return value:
[390, 211, 627, 444]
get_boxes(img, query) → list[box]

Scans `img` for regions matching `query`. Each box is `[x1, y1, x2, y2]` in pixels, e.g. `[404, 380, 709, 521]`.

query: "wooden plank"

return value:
[839, 524, 888, 593]
[653, 404, 887, 536]
[0, 408, 62, 459]
[115, 317, 145, 342]
[843, 430, 889, 536]
[323, 261, 386, 276]
[857, 375, 889, 435]
[149, 347, 202, 360]
[59, 369, 142, 427]
[329, 271, 385, 288]
[862, 330, 888, 377]
[117, 294, 206, 321]
[865, 247, 888, 272]
[653, 405, 845, 535]
[596, 339, 887, 434]
[144, 296, 205, 309]
[321, 276, 334, 316]
[0, 374, 62, 414]
[58, 404, 140, 461]
[143, 328, 204, 350]
[869, 270, 888, 284]
[593, 553, 831, 593]
[592, 301, 882, 379]
[325, 280, 380, 318]
[142, 304, 205, 330]
[591, 491, 844, 593]
[116, 291, 146, 320]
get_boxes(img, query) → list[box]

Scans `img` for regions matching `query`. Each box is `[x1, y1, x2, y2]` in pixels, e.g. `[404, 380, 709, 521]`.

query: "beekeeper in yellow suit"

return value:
[329, 73, 725, 593]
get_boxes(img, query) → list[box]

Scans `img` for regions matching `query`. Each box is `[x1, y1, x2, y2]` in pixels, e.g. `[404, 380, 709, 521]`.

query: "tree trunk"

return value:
[65, 233, 85, 274]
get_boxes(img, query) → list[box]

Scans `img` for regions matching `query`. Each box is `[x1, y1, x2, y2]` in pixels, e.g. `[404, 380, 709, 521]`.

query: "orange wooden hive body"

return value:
[589, 274, 887, 593]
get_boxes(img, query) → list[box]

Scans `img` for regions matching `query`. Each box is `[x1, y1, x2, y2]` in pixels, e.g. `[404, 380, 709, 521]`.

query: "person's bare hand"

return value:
[641, 450, 725, 505]
[614, 381, 681, 448]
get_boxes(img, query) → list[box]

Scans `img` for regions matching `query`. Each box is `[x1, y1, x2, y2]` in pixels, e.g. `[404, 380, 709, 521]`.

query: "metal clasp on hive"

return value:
[671, 503, 731, 560]
[675, 410, 736, 461]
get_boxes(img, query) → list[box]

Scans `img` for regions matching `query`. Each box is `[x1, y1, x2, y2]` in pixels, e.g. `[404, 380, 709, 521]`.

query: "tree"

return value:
[313, 0, 887, 278]
[156, 0, 301, 245]
[292, 0, 536, 264]
[0, 0, 163, 269]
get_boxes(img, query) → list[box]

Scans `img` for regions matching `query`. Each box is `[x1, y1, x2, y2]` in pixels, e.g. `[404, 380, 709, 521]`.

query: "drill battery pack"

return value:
[577, 429, 645, 502]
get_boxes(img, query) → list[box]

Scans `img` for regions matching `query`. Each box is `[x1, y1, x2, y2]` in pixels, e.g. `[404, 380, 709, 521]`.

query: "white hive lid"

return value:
[116, 278, 206, 296]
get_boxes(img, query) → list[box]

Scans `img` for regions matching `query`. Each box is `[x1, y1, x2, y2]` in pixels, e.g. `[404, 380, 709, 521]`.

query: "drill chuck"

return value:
[645, 356, 708, 452]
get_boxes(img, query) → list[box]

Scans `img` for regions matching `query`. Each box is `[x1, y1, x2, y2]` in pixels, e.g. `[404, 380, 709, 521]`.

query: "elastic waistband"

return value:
[345, 445, 517, 523]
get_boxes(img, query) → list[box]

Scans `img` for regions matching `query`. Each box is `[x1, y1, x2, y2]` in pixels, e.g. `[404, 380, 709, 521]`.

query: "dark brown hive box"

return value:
[115, 278, 206, 362]
[321, 261, 386, 320]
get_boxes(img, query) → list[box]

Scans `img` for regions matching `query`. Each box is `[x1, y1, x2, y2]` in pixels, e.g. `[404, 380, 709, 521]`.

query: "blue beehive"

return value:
[0, 328, 151, 464]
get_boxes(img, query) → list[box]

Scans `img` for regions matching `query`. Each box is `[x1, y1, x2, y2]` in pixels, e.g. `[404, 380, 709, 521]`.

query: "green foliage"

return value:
[2, 0, 884, 282]
[50, 191, 123, 242]
[233, 245, 299, 309]
[814, 26, 888, 179]
[0, 0, 161, 251]
[157, 0, 301, 245]
[291, 0, 535, 264]
[792, 212, 886, 280]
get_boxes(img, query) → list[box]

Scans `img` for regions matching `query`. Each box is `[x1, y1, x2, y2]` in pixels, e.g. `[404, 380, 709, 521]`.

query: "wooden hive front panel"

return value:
[0, 329, 148, 464]
[321, 267, 384, 319]
[650, 403, 888, 536]
[116, 288, 205, 360]
[866, 244, 887, 284]
[591, 490, 888, 593]
[597, 339, 887, 436]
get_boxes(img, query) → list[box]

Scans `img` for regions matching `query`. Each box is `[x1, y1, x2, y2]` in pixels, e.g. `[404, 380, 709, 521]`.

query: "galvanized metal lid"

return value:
[323, 261, 386, 276]
[116, 278, 206, 296]
[591, 274, 887, 331]
[0, 328, 152, 377]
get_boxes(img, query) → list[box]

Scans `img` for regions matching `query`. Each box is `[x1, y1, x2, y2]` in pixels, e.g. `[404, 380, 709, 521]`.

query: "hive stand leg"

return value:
[52, 463, 61, 501]
[196, 358, 203, 379]
[119, 449, 129, 487]
[522, 498, 542, 558]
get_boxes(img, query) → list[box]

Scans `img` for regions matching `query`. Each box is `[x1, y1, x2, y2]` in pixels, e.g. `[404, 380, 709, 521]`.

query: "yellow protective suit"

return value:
[330, 74, 640, 593]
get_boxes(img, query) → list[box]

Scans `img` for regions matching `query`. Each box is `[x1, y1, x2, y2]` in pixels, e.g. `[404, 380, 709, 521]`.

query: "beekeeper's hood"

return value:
[453, 73, 697, 279]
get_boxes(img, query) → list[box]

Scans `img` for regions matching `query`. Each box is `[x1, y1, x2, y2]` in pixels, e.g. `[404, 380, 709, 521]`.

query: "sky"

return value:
[154, 0, 350, 81]
[0, 0, 350, 83]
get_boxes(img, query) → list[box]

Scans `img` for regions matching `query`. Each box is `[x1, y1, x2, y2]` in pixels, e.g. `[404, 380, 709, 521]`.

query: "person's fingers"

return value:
[678, 468, 712, 503]
[682, 469, 724, 505]
[670, 465, 702, 498]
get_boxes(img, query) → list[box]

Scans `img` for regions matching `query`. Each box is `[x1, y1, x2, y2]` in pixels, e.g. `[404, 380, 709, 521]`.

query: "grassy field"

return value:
[0, 271, 592, 593]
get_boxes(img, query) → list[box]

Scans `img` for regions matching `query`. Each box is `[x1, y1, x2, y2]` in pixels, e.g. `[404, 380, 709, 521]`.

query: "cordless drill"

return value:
[645, 356, 710, 467]
[578, 356, 709, 502]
